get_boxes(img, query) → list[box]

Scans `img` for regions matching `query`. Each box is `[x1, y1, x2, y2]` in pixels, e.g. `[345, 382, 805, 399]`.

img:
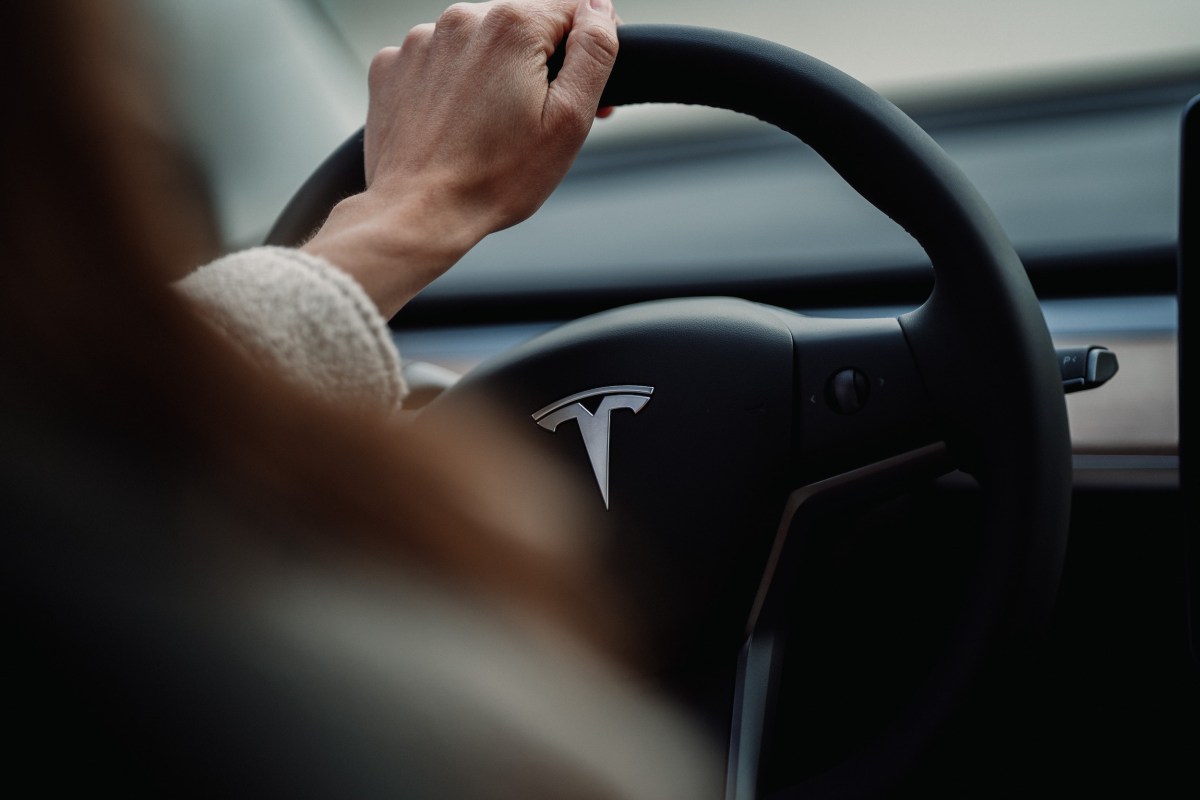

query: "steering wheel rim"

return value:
[269, 25, 1071, 798]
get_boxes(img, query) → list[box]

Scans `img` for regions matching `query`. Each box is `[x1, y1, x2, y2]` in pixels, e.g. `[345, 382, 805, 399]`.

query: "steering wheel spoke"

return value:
[775, 311, 943, 485]
[730, 442, 952, 799]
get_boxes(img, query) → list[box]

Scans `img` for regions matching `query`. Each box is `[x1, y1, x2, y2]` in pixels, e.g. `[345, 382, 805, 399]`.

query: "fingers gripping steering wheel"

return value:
[269, 26, 1071, 799]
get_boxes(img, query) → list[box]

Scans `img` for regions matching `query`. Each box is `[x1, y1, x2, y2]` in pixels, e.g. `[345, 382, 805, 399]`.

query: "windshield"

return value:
[146, 0, 1200, 253]
[323, 0, 1200, 140]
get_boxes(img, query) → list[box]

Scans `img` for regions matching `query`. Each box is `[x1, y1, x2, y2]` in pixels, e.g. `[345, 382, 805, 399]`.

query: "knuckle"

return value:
[367, 45, 401, 85]
[481, 1, 524, 33]
[436, 3, 476, 33]
[575, 24, 619, 65]
[483, 2, 545, 55]
[400, 23, 433, 51]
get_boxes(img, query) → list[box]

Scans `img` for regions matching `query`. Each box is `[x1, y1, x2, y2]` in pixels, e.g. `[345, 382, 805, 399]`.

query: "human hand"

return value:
[303, 0, 619, 318]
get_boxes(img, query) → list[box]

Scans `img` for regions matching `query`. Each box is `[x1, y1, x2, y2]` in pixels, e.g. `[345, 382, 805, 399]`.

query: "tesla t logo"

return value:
[532, 385, 654, 509]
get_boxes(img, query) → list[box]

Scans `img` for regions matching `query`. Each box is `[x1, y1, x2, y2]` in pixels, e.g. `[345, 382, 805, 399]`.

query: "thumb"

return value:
[546, 0, 619, 127]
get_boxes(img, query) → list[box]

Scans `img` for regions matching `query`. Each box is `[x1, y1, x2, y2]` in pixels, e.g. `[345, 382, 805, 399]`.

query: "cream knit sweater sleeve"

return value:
[176, 247, 407, 409]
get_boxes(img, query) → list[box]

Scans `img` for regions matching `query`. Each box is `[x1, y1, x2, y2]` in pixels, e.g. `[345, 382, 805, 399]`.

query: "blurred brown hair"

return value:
[0, 1, 629, 658]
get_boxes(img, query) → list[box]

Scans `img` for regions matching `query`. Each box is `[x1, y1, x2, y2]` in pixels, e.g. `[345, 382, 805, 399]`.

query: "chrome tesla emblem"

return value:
[532, 385, 654, 509]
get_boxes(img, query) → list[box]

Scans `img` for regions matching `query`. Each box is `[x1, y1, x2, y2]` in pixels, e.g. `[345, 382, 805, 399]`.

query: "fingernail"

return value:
[589, 0, 610, 12]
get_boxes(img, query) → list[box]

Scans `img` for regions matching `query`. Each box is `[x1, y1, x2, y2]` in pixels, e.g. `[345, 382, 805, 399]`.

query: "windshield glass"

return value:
[322, 0, 1200, 142]
[146, 0, 1200, 254]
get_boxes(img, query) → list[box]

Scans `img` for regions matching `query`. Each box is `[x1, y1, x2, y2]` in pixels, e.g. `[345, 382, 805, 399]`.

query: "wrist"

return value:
[301, 186, 488, 319]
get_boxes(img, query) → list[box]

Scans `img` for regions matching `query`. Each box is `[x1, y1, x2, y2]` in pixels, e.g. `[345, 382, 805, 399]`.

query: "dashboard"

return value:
[392, 78, 1194, 496]
[395, 295, 1178, 483]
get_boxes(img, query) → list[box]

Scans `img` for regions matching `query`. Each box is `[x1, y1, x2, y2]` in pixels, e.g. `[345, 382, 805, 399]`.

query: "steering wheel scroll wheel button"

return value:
[1057, 345, 1119, 393]
[826, 368, 870, 414]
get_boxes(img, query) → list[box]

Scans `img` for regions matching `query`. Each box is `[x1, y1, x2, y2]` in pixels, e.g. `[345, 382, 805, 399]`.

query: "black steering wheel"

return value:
[268, 25, 1071, 799]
